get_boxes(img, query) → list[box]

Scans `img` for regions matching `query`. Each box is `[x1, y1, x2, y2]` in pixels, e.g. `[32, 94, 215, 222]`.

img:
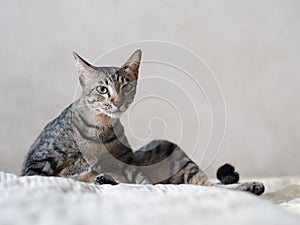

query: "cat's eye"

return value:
[96, 86, 108, 94]
[123, 84, 132, 92]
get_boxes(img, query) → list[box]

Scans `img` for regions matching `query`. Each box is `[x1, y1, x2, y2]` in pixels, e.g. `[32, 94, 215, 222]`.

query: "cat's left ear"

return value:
[121, 49, 142, 80]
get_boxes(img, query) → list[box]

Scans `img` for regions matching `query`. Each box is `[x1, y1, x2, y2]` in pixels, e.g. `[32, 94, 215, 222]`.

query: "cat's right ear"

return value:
[73, 51, 93, 86]
[121, 49, 142, 80]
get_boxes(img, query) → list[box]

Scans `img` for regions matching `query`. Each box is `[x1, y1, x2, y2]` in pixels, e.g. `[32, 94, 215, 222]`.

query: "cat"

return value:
[22, 50, 265, 195]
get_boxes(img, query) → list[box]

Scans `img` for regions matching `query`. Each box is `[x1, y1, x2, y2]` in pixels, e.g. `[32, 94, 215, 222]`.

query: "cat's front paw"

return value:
[95, 174, 118, 185]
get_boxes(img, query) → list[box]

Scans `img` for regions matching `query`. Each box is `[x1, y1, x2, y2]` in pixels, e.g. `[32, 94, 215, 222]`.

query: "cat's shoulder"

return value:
[42, 102, 75, 132]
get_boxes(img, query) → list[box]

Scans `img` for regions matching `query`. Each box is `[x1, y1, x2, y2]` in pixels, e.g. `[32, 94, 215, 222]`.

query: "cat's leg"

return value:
[120, 164, 152, 184]
[134, 139, 209, 185]
[90, 159, 151, 185]
[206, 164, 265, 195]
[22, 157, 58, 176]
[95, 174, 118, 185]
[71, 169, 118, 185]
[23, 157, 103, 184]
[161, 158, 265, 195]
[134, 139, 264, 195]
[210, 182, 265, 195]
[92, 168, 149, 185]
[69, 168, 117, 185]
[169, 162, 265, 195]
[164, 163, 265, 195]
[100, 166, 151, 184]
[70, 169, 99, 183]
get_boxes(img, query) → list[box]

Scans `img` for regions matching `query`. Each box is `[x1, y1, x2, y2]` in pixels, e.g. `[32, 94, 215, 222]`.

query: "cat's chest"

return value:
[73, 124, 118, 162]
[74, 124, 114, 150]
[71, 110, 126, 169]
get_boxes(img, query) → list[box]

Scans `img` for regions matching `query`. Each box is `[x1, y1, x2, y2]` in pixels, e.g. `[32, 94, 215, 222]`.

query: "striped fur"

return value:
[22, 50, 264, 195]
[22, 50, 149, 184]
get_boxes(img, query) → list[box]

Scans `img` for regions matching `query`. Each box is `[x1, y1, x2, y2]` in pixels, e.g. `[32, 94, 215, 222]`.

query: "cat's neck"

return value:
[73, 98, 119, 128]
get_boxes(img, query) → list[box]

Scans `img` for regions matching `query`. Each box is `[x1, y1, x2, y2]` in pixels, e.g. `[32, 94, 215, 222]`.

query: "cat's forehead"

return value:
[94, 66, 133, 83]
[95, 66, 120, 77]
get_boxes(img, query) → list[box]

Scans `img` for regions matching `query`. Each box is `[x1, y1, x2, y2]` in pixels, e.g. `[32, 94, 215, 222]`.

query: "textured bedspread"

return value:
[0, 171, 299, 225]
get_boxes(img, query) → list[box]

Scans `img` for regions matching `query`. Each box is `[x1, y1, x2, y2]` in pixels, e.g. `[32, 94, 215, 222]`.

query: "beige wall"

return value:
[0, 0, 299, 177]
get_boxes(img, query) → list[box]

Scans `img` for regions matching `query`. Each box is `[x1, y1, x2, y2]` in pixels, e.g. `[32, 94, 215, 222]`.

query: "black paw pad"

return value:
[217, 163, 240, 184]
[95, 174, 118, 185]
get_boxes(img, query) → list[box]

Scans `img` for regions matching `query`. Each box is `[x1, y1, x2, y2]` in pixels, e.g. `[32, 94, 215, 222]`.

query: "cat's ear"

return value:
[73, 51, 95, 86]
[121, 49, 142, 79]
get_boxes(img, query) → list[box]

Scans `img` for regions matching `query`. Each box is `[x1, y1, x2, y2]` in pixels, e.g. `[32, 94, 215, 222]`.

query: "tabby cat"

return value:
[22, 50, 265, 195]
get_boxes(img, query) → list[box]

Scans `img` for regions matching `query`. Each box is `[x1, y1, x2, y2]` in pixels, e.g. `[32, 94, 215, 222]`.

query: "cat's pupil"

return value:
[123, 84, 132, 92]
[96, 86, 108, 94]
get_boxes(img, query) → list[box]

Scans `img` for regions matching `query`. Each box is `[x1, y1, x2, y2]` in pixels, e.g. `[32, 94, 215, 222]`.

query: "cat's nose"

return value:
[114, 102, 122, 108]
[112, 98, 122, 108]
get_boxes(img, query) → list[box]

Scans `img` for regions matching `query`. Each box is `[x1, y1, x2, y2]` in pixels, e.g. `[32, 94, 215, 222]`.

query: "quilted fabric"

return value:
[0, 171, 299, 225]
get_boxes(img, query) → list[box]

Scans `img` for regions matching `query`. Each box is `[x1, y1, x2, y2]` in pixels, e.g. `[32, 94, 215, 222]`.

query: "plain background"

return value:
[0, 0, 299, 177]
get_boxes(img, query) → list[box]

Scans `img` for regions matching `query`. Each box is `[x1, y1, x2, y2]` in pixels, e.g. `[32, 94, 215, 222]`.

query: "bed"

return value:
[0, 171, 299, 225]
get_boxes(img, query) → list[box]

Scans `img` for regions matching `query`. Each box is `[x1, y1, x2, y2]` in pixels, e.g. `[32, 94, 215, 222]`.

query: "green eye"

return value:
[96, 86, 108, 94]
[123, 84, 132, 92]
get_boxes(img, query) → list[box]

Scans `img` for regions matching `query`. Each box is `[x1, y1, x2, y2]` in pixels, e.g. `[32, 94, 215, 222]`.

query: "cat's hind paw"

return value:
[238, 182, 265, 195]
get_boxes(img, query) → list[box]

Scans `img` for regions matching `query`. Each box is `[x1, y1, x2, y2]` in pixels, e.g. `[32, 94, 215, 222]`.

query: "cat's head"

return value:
[73, 50, 141, 119]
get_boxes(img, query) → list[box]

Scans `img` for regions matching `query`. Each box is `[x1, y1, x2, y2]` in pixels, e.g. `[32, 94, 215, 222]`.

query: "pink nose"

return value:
[112, 99, 122, 108]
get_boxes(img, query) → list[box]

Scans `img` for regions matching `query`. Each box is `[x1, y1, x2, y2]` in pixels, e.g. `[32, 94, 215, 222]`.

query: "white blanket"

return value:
[0, 171, 299, 225]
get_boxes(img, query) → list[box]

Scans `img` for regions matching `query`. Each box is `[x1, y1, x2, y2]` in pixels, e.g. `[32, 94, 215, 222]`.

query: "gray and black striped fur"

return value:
[22, 50, 264, 195]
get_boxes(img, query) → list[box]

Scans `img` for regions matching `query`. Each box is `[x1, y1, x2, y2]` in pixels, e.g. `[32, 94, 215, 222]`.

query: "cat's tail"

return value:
[216, 163, 240, 184]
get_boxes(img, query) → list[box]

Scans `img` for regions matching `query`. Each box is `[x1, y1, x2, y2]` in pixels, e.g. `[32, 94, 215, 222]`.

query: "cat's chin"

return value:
[108, 113, 122, 119]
